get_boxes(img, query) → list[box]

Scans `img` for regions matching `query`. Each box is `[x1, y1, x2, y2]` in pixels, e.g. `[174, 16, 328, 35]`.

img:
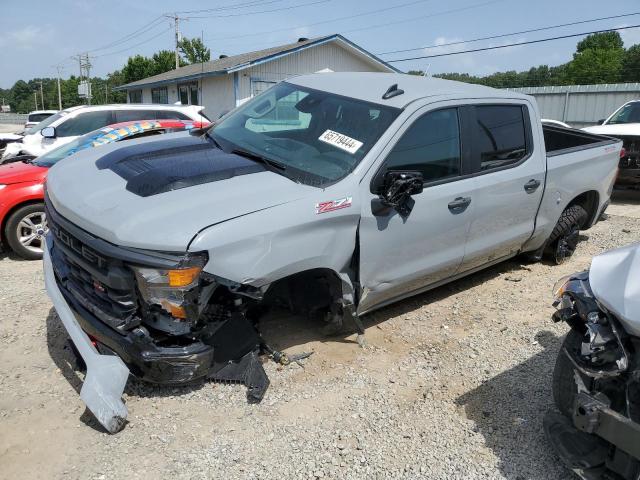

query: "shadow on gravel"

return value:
[455, 330, 573, 480]
[259, 258, 539, 352]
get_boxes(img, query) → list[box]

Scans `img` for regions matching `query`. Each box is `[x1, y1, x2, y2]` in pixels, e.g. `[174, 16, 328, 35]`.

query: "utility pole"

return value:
[53, 65, 63, 110]
[34, 91, 38, 110]
[74, 53, 93, 105]
[165, 14, 185, 69]
[39, 81, 45, 110]
[105, 82, 108, 104]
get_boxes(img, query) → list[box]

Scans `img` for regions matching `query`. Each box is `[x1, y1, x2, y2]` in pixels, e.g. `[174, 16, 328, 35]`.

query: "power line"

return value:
[175, 0, 286, 15]
[87, 16, 166, 53]
[386, 24, 640, 62]
[93, 27, 174, 58]
[207, 0, 502, 46]
[206, 0, 433, 42]
[377, 11, 640, 55]
[185, 0, 331, 19]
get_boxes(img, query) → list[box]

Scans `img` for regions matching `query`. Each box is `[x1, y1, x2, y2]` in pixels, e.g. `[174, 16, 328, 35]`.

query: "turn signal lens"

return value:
[168, 266, 202, 287]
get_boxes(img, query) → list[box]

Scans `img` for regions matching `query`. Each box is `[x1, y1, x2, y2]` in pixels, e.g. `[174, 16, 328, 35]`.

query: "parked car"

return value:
[43, 72, 620, 432]
[0, 119, 208, 260]
[24, 110, 58, 129]
[1, 103, 210, 162]
[545, 242, 640, 479]
[583, 100, 640, 189]
[542, 118, 571, 129]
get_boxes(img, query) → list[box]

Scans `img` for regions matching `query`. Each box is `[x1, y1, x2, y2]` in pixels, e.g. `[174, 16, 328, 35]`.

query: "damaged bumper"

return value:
[44, 245, 129, 433]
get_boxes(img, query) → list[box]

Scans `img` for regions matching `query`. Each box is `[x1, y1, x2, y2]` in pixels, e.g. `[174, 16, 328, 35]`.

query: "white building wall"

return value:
[236, 42, 387, 103]
[200, 75, 235, 120]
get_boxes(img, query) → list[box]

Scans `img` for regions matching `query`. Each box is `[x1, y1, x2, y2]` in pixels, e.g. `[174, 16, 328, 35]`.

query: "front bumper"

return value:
[44, 244, 130, 433]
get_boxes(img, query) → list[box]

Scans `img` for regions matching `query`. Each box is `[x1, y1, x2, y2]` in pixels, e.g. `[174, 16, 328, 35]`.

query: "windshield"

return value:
[211, 82, 401, 186]
[607, 102, 640, 125]
[24, 111, 67, 135]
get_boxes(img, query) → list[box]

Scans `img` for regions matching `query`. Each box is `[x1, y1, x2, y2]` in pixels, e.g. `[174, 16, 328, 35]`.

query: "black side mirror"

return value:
[375, 170, 423, 216]
[597, 119, 606, 125]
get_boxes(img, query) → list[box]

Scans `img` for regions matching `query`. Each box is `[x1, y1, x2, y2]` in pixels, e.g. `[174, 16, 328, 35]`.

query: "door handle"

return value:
[524, 179, 541, 193]
[448, 196, 471, 214]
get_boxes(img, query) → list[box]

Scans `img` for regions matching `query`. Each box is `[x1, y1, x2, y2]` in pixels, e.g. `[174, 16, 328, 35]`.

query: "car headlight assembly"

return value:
[131, 253, 208, 320]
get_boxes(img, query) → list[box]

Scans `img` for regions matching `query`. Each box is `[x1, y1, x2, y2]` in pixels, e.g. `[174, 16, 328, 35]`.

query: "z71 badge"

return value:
[315, 196, 353, 214]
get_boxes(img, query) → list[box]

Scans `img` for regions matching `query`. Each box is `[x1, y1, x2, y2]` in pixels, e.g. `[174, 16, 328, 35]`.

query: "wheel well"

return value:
[1, 200, 45, 244]
[263, 268, 343, 316]
[566, 191, 599, 228]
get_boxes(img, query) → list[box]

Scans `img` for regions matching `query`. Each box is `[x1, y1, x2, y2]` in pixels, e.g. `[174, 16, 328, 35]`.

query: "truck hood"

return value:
[0, 161, 48, 185]
[582, 124, 640, 136]
[46, 134, 316, 251]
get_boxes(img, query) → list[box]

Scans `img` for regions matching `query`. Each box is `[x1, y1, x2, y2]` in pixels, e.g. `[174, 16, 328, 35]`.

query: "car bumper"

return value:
[616, 168, 640, 186]
[44, 244, 130, 433]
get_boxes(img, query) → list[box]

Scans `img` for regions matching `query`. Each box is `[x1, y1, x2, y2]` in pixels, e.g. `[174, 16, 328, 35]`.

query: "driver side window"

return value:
[56, 111, 114, 137]
[384, 108, 461, 182]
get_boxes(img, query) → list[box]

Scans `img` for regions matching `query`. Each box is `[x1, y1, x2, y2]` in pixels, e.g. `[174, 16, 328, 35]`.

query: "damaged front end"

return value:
[44, 200, 271, 432]
[545, 271, 640, 479]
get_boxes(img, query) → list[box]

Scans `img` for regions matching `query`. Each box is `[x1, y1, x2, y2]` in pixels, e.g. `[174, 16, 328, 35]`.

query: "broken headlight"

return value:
[131, 253, 208, 320]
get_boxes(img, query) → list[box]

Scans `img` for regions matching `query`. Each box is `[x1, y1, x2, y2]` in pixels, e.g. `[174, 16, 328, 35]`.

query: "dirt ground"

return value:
[0, 191, 639, 479]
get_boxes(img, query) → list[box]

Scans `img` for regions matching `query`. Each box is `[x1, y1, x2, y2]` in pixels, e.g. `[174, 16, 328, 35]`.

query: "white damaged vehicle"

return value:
[43, 72, 621, 432]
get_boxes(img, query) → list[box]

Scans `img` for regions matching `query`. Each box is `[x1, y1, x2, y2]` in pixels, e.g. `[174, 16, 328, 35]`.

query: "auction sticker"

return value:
[319, 130, 363, 154]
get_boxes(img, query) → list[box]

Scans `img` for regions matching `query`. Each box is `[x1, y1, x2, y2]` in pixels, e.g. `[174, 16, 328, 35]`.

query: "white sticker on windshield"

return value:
[319, 130, 363, 154]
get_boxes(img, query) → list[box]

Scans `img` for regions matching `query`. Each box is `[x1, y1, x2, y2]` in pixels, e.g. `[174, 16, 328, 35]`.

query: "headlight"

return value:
[552, 275, 572, 300]
[131, 253, 207, 320]
[0, 184, 6, 190]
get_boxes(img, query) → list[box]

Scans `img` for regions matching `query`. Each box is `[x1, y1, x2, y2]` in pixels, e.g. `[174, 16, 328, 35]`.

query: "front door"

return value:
[358, 106, 476, 314]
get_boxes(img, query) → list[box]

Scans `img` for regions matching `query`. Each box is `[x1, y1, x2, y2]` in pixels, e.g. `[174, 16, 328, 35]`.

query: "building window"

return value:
[178, 83, 198, 105]
[128, 90, 143, 103]
[151, 87, 169, 104]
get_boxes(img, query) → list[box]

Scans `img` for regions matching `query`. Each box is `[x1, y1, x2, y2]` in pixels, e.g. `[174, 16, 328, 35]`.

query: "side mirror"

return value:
[41, 127, 56, 138]
[375, 170, 423, 216]
[597, 119, 606, 125]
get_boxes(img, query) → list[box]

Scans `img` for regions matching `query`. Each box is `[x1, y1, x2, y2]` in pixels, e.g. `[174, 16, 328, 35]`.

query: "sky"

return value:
[1, 0, 640, 88]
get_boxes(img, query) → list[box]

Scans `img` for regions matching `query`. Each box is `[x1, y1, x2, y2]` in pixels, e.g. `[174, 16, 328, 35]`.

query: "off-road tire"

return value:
[546, 204, 588, 265]
[553, 329, 592, 417]
[4, 203, 47, 260]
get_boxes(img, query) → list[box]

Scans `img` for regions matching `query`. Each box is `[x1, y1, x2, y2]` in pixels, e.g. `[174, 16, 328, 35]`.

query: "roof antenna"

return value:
[382, 83, 404, 100]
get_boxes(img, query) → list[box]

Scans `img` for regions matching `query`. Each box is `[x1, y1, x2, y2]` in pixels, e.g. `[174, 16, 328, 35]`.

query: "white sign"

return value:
[319, 129, 363, 154]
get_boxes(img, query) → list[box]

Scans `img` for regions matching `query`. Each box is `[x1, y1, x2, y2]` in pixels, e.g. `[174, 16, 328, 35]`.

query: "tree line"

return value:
[409, 32, 640, 88]
[0, 38, 210, 113]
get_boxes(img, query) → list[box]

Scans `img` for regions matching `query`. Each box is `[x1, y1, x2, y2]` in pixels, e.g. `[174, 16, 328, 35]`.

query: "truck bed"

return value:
[543, 124, 617, 157]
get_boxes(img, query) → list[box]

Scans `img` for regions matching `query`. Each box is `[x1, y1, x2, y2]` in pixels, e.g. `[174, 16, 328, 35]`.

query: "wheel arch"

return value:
[1, 198, 45, 246]
[565, 190, 600, 229]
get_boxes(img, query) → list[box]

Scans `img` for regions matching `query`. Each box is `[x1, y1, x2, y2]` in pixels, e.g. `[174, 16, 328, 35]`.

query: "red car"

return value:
[0, 119, 208, 260]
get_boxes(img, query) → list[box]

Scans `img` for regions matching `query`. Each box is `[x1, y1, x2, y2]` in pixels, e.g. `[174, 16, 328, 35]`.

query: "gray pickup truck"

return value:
[43, 73, 620, 432]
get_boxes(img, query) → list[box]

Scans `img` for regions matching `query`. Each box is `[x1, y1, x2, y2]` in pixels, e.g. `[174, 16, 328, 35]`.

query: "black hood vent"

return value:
[96, 136, 266, 197]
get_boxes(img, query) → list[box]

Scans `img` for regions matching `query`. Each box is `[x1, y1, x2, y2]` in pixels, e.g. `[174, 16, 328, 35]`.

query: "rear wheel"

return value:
[5, 203, 48, 260]
[546, 204, 588, 265]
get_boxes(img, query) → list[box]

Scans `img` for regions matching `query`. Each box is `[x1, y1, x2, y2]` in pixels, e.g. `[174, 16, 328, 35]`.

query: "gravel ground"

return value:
[1, 196, 639, 480]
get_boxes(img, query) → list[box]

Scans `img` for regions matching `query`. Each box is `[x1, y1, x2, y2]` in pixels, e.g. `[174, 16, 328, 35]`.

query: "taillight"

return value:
[620, 147, 627, 159]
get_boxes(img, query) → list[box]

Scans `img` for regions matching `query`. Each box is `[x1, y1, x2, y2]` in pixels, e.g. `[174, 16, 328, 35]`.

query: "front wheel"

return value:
[546, 204, 588, 265]
[4, 203, 48, 260]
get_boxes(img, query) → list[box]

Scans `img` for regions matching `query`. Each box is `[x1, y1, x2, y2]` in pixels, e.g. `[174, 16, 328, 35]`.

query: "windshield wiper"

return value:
[231, 148, 287, 171]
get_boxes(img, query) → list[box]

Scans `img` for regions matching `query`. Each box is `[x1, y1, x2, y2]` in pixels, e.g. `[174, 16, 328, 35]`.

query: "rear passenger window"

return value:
[384, 108, 460, 182]
[56, 111, 113, 137]
[475, 105, 527, 171]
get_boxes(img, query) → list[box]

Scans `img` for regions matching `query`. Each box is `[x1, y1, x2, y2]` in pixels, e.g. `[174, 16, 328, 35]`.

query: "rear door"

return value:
[358, 104, 477, 313]
[458, 102, 545, 272]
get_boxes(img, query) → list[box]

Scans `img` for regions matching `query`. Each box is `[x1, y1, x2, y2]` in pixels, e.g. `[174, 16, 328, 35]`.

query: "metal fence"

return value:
[508, 83, 640, 128]
[0, 113, 28, 124]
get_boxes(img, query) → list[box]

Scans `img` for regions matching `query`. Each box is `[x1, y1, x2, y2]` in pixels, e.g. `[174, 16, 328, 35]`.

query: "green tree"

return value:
[576, 31, 624, 53]
[122, 55, 153, 84]
[622, 45, 640, 82]
[566, 48, 624, 84]
[179, 37, 211, 64]
[150, 50, 185, 75]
